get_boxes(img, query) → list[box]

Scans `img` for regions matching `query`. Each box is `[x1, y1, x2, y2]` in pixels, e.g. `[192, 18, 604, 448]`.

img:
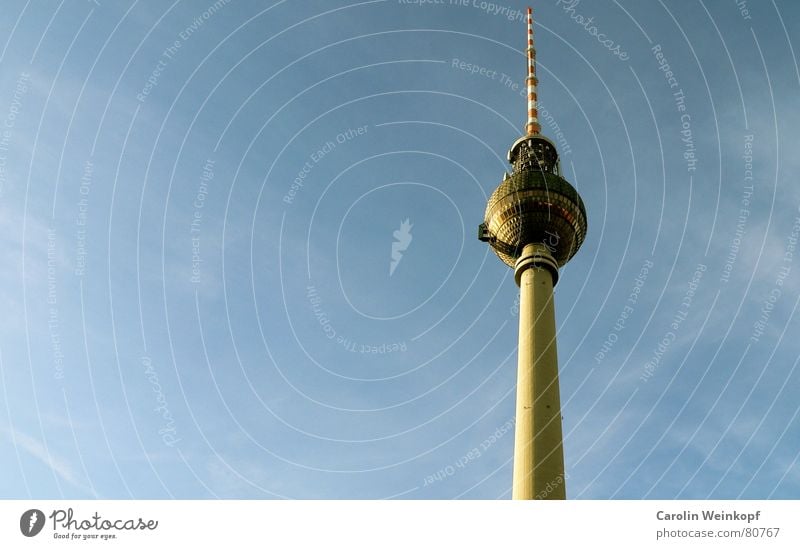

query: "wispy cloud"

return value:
[2, 424, 93, 496]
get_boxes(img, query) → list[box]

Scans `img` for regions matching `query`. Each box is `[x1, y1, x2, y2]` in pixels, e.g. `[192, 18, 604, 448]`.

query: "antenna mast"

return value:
[525, 7, 541, 136]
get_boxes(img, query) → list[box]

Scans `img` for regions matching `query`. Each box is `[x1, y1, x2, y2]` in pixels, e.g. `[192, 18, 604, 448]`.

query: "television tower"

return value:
[478, 6, 587, 499]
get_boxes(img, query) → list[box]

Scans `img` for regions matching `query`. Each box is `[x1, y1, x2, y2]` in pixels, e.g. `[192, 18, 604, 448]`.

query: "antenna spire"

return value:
[525, 7, 541, 135]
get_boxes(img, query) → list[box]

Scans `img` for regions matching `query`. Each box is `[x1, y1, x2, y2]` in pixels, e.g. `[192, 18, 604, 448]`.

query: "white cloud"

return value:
[2, 424, 94, 495]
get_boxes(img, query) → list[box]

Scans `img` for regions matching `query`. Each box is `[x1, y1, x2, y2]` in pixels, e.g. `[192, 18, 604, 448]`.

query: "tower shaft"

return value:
[512, 243, 565, 500]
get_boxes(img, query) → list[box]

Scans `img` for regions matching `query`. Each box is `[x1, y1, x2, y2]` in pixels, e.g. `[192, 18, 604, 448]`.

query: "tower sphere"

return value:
[479, 134, 587, 269]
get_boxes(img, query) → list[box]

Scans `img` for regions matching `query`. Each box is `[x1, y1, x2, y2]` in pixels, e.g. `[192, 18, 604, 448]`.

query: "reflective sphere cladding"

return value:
[483, 170, 587, 268]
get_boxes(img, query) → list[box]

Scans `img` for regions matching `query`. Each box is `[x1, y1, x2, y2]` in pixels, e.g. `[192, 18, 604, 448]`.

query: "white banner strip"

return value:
[2, 500, 798, 548]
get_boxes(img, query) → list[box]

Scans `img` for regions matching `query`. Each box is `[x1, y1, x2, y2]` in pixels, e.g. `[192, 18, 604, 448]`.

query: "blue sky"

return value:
[0, 0, 798, 499]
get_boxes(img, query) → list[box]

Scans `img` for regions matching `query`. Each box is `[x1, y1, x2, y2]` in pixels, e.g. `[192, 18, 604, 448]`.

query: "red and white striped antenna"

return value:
[525, 6, 541, 135]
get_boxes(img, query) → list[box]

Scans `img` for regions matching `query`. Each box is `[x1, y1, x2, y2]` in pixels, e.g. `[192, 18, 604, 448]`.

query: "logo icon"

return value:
[390, 219, 413, 276]
[20, 509, 45, 537]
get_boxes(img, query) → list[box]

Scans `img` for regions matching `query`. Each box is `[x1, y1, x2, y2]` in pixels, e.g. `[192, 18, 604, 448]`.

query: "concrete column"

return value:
[511, 243, 566, 500]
